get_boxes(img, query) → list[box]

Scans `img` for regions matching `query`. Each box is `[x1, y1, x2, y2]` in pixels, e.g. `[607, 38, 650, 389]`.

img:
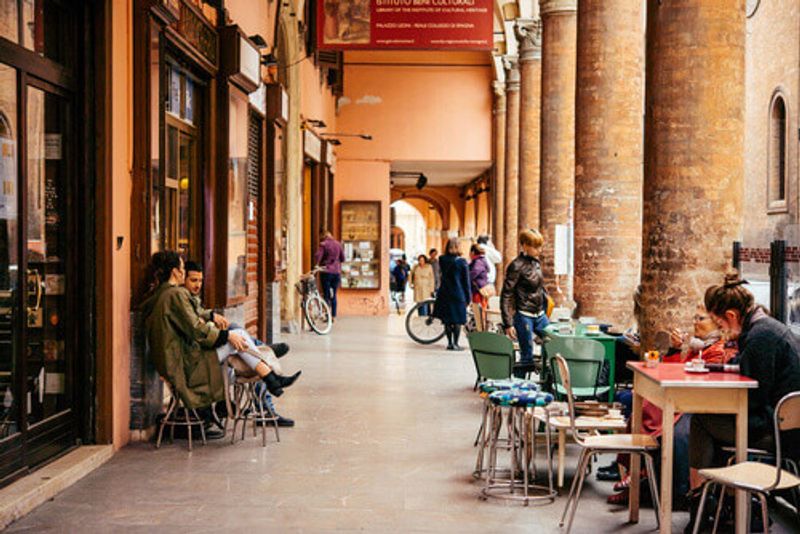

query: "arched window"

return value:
[0, 111, 12, 139]
[768, 94, 788, 210]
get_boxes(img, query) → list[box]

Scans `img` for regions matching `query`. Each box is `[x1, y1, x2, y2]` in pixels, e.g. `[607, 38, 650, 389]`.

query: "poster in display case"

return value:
[340, 201, 381, 289]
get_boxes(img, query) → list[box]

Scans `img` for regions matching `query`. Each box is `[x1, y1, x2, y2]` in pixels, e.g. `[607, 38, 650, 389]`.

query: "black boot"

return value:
[262, 372, 284, 397]
[276, 370, 301, 389]
[451, 325, 464, 351]
[269, 342, 290, 358]
[445, 325, 455, 350]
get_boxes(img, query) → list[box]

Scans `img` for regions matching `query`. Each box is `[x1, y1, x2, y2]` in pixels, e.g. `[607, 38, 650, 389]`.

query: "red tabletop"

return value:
[627, 362, 758, 389]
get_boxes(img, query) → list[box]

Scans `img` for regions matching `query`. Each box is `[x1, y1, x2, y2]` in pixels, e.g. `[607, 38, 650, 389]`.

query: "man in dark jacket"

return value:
[501, 229, 549, 376]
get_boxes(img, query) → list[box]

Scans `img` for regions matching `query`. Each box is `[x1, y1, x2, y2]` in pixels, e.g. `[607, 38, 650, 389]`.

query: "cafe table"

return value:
[627, 361, 757, 534]
[543, 324, 617, 402]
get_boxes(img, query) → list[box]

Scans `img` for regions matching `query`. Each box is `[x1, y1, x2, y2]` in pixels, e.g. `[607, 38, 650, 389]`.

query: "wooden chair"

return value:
[691, 391, 800, 534]
[553, 354, 661, 533]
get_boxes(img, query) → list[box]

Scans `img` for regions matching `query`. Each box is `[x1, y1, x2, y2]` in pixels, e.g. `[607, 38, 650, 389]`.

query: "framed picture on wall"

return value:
[340, 201, 381, 289]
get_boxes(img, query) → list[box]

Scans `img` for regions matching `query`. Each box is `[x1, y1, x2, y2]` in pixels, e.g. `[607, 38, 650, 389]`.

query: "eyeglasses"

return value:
[693, 315, 709, 322]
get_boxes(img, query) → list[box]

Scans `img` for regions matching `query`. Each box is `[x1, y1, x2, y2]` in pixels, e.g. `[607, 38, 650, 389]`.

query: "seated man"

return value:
[142, 252, 300, 433]
[184, 261, 295, 427]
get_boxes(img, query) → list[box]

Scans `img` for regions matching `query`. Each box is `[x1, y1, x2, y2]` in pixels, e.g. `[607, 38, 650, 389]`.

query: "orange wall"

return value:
[111, 0, 132, 449]
[300, 58, 338, 131]
[333, 160, 391, 315]
[336, 52, 493, 162]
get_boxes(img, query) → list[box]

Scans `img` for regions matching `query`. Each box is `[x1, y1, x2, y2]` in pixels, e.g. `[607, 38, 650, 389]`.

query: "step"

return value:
[0, 445, 114, 530]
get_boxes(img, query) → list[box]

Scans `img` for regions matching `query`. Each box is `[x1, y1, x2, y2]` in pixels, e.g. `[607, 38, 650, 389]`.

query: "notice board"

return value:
[340, 201, 381, 289]
[317, 0, 493, 51]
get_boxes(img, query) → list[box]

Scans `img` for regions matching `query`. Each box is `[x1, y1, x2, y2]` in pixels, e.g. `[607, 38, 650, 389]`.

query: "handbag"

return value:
[478, 284, 496, 299]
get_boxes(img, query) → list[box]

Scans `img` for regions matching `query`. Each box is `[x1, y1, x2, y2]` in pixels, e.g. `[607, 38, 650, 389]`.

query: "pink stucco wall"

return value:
[336, 52, 493, 161]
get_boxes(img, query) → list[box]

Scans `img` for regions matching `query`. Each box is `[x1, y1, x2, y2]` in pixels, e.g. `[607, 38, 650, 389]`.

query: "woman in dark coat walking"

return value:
[433, 237, 471, 350]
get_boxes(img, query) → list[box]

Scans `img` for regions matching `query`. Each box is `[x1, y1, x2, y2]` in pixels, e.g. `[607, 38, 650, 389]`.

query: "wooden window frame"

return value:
[767, 90, 789, 214]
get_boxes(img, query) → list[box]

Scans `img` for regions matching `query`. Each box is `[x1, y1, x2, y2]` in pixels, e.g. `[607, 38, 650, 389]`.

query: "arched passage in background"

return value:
[391, 200, 427, 261]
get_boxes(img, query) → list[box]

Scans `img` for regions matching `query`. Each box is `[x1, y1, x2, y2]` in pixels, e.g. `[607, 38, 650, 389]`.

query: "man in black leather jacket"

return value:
[501, 229, 549, 377]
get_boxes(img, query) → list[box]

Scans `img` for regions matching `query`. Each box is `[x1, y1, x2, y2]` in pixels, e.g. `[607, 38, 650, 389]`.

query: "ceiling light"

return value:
[415, 174, 428, 190]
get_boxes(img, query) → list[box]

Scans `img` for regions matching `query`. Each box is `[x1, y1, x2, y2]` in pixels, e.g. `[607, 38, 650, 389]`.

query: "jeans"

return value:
[417, 303, 429, 316]
[320, 272, 341, 318]
[513, 312, 550, 365]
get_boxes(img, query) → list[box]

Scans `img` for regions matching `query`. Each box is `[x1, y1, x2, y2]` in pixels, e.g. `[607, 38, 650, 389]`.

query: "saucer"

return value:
[684, 365, 710, 374]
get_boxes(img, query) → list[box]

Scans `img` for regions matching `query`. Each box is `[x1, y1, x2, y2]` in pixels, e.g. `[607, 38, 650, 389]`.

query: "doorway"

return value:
[0, 66, 80, 485]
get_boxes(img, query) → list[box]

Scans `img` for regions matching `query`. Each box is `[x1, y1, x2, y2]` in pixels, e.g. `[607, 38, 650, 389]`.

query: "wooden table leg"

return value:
[734, 391, 748, 534]
[659, 398, 675, 533]
[558, 427, 566, 488]
[629, 387, 643, 523]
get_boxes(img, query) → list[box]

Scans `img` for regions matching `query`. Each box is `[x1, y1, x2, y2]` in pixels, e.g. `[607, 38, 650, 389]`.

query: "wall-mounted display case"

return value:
[340, 201, 381, 289]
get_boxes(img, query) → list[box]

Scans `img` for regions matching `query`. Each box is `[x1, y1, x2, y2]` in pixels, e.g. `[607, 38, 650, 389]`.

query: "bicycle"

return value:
[405, 299, 502, 345]
[295, 266, 332, 335]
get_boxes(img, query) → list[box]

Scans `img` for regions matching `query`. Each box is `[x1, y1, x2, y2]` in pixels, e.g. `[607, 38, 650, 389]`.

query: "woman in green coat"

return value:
[140, 251, 300, 409]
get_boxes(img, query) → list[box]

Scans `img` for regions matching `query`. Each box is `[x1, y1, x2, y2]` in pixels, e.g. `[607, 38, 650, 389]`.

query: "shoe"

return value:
[597, 462, 621, 482]
[202, 426, 225, 440]
[257, 415, 295, 427]
[451, 344, 464, 351]
[446, 343, 455, 350]
[276, 370, 301, 389]
[269, 342, 289, 358]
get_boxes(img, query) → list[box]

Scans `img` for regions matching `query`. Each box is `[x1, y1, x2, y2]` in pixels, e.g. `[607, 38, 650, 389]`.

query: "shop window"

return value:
[21, 0, 73, 66]
[768, 93, 788, 212]
[0, 1, 18, 44]
[227, 87, 248, 300]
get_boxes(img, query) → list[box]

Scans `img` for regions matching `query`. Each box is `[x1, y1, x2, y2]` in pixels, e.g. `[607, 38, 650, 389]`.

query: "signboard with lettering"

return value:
[317, 0, 492, 50]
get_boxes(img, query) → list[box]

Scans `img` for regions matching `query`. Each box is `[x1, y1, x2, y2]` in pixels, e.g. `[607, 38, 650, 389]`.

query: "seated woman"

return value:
[608, 304, 737, 505]
[141, 251, 300, 411]
[686, 271, 800, 529]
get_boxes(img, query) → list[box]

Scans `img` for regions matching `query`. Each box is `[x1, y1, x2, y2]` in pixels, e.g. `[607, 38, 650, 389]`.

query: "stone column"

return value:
[502, 58, 521, 265]
[539, 0, 577, 301]
[516, 19, 543, 232]
[640, 1, 745, 349]
[573, 0, 644, 328]
[491, 80, 506, 257]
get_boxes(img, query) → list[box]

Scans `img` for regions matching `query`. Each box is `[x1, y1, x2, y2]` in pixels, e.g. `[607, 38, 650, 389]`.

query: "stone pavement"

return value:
[6, 317, 798, 533]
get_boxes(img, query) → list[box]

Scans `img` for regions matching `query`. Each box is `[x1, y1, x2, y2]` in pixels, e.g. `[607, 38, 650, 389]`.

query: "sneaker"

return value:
[597, 462, 621, 482]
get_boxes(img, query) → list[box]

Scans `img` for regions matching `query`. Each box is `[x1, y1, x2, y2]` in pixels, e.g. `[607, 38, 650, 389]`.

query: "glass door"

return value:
[0, 73, 76, 485]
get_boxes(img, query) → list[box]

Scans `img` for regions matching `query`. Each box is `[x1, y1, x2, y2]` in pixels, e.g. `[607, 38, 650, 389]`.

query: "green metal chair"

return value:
[545, 337, 609, 401]
[468, 331, 515, 390]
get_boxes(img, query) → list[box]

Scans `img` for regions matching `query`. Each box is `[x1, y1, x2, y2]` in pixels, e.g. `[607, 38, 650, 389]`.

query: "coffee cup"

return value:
[691, 358, 705, 371]
[608, 408, 622, 418]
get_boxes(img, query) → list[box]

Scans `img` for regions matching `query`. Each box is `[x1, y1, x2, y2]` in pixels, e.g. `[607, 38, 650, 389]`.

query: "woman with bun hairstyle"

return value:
[687, 271, 800, 505]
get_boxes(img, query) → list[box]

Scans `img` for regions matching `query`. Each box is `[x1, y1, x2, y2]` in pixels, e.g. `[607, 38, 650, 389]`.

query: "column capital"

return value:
[492, 80, 506, 98]
[503, 56, 520, 91]
[539, 0, 577, 16]
[515, 18, 542, 62]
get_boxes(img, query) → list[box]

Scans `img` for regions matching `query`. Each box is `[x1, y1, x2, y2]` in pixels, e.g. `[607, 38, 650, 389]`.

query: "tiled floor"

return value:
[6, 316, 799, 532]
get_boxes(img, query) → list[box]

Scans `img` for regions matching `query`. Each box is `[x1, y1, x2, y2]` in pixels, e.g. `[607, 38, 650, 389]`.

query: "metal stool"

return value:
[474, 378, 539, 479]
[481, 389, 557, 504]
[229, 374, 280, 447]
[155, 381, 207, 452]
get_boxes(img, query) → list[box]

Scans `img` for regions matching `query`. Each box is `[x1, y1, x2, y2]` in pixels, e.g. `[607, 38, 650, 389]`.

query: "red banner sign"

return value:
[317, 0, 493, 50]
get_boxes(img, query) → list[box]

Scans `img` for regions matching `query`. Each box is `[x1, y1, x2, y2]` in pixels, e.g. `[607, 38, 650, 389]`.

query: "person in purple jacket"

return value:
[314, 230, 345, 319]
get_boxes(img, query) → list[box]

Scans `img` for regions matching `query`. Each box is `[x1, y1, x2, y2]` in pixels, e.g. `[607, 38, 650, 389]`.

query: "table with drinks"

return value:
[627, 360, 758, 534]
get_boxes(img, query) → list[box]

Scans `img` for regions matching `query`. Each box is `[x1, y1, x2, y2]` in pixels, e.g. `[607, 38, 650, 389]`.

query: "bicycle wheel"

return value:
[405, 299, 446, 344]
[304, 294, 332, 335]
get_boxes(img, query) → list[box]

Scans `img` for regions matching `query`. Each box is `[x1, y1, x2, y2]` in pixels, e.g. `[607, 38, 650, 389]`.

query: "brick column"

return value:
[491, 80, 506, 259]
[539, 0, 577, 300]
[573, 0, 644, 327]
[640, 0, 745, 348]
[502, 58, 521, 264]
[517, 19, 543, 231]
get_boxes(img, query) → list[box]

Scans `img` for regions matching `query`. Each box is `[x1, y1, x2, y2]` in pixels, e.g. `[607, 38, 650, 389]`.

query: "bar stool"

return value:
[155, 380, 207, 452]
[481, 388, 557, 505]
[474, 378, 539, 479]
[228, 373, 280, 447]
